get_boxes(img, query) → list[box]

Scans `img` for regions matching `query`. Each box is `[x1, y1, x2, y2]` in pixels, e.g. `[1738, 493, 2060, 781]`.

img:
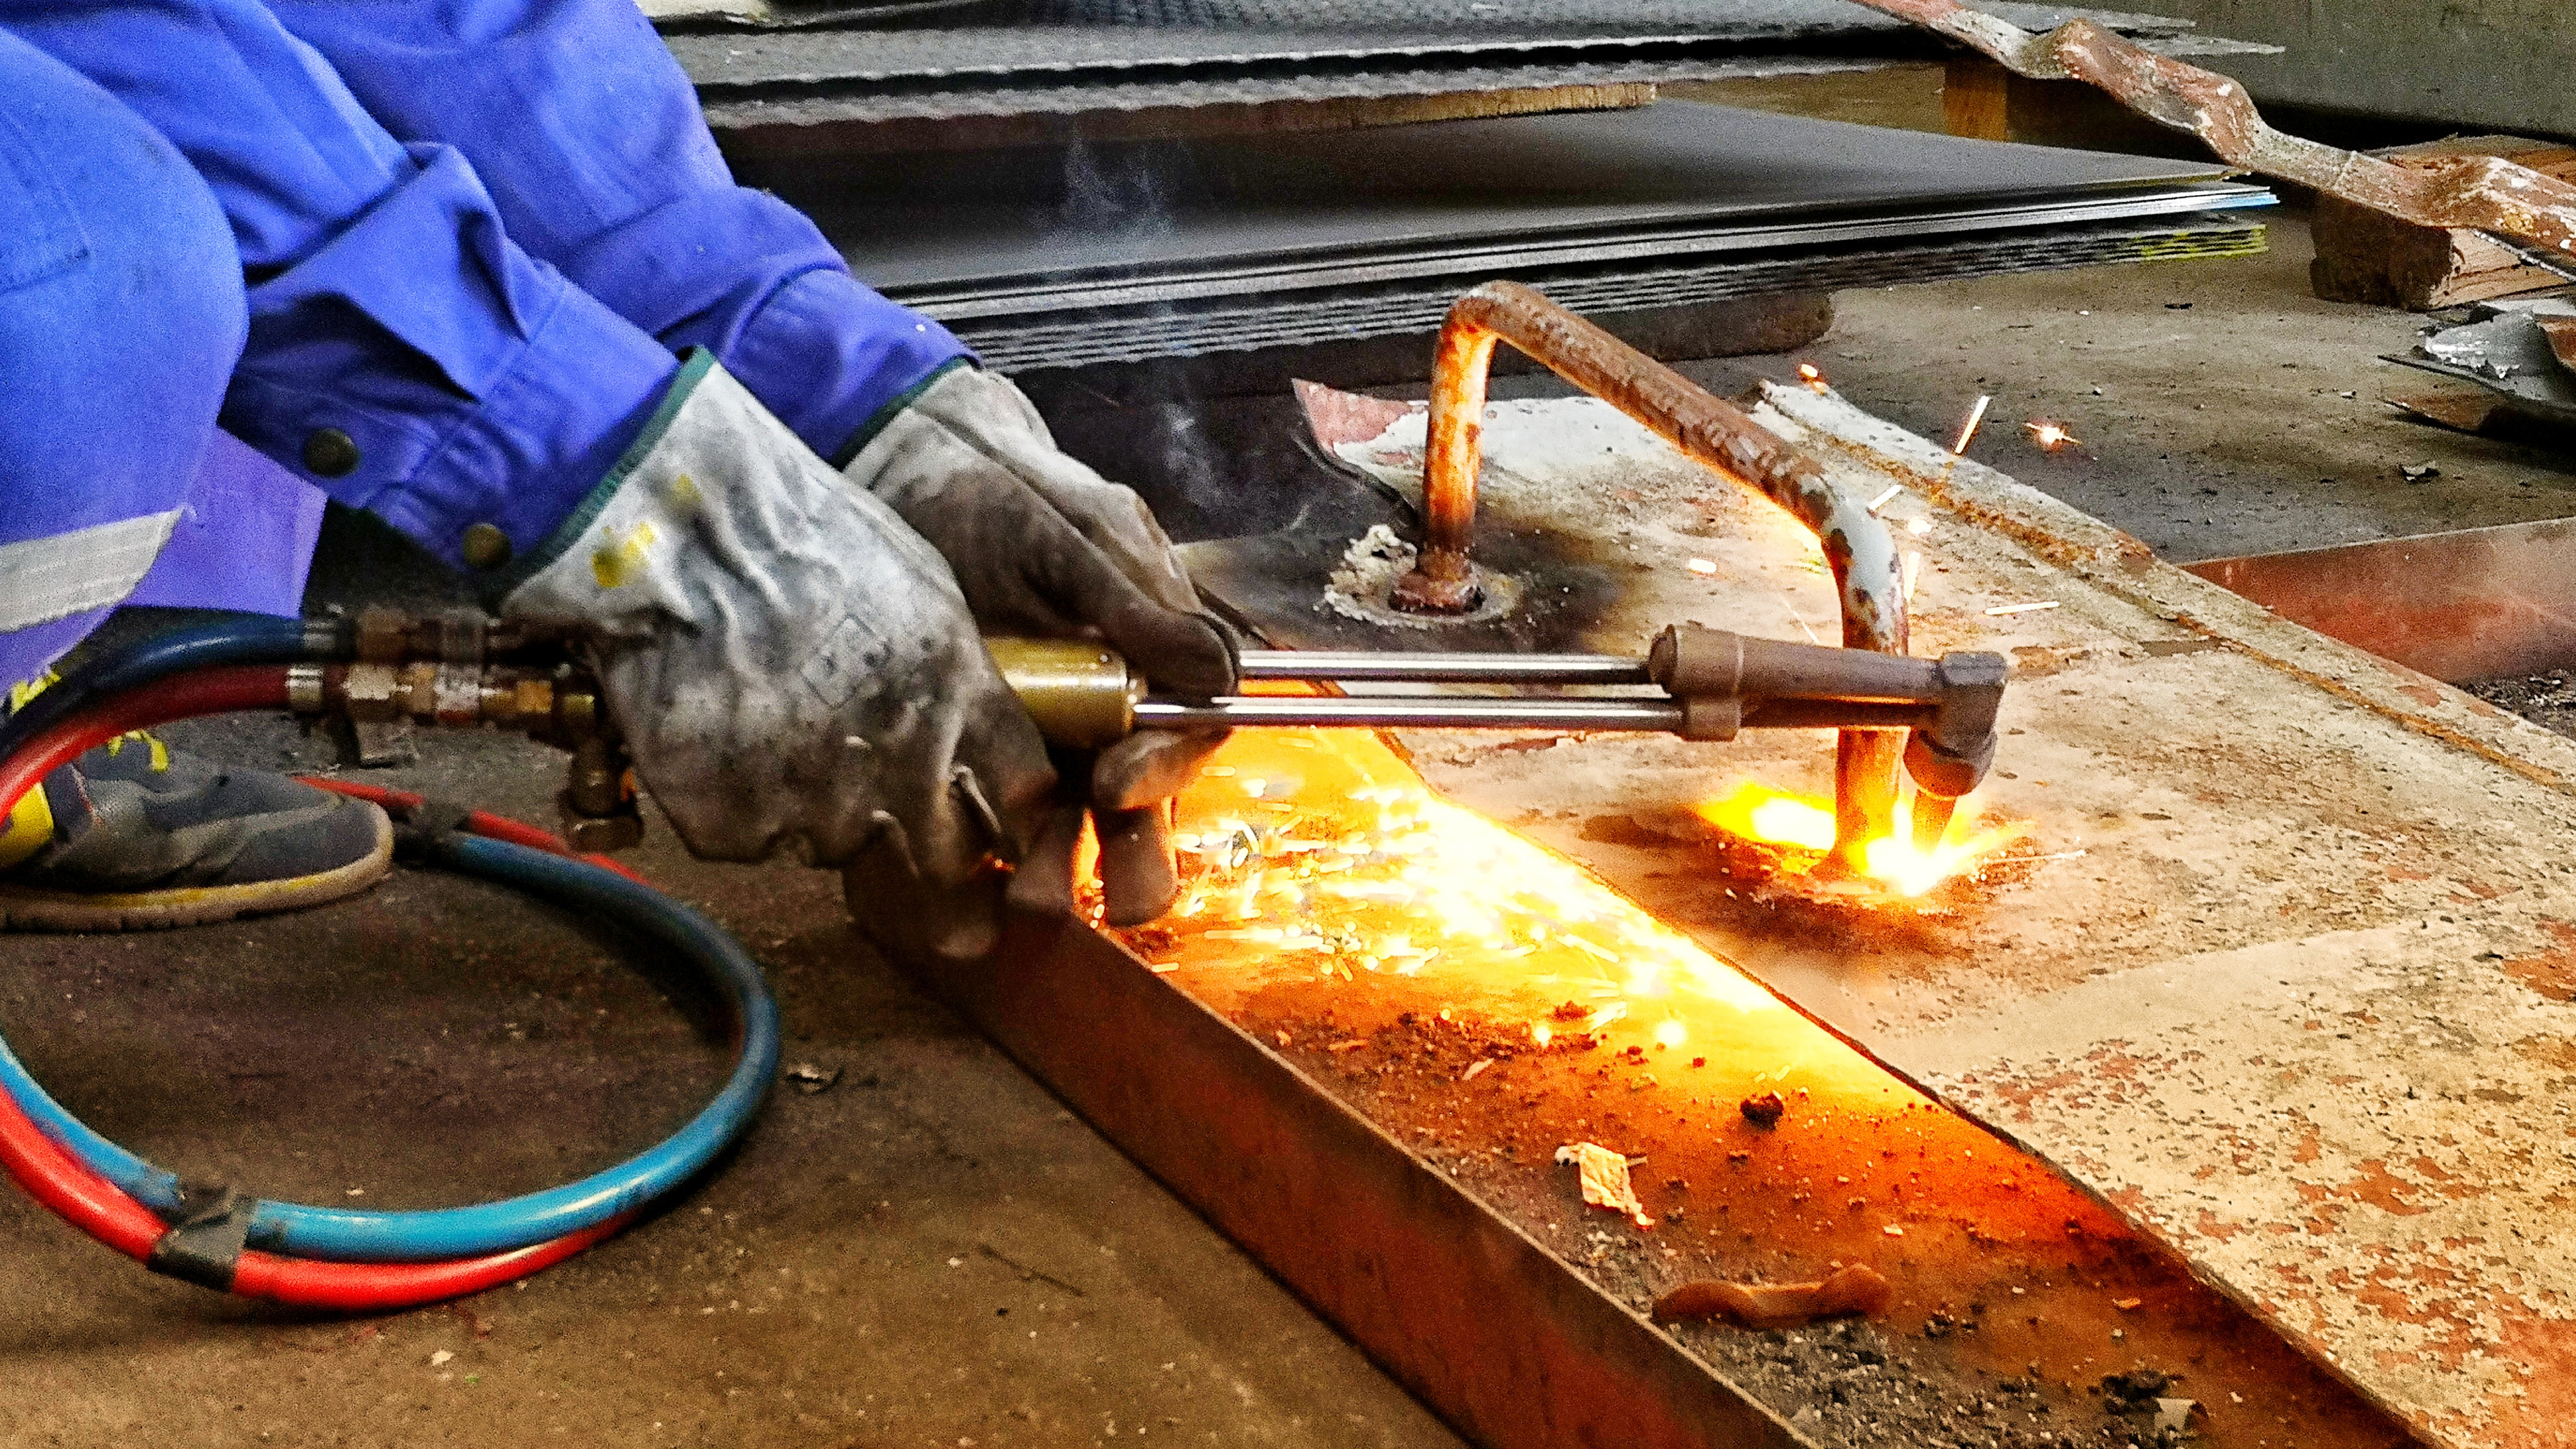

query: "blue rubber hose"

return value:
[0, 621, 784, 1264]
[0, 616, 318, 760]
[0, 828, 779, 1262]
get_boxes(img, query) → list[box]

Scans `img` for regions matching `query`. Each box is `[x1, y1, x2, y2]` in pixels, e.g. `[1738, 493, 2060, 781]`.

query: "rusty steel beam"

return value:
[928, 916, 1812, 1449]
[1852, 0, 2576, 270]
[1394, 280, 1910, 864]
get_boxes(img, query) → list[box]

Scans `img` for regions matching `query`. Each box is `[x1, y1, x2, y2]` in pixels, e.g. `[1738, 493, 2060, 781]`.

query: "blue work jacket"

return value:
[0, 0, 964, 589]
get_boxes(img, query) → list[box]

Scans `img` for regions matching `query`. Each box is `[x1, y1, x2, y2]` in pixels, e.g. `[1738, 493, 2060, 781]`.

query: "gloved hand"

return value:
[496, 355, 1056, 961]
[839, 365, 1236, 932]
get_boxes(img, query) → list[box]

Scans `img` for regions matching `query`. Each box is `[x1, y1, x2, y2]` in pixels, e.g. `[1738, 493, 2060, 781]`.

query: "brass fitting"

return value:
[558, 734, 643, 854]
[288, 622, 642, 853]
[984, 637, 1145, 750]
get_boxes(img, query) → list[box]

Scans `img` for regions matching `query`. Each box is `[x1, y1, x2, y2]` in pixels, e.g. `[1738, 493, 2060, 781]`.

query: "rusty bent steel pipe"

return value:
[1389, 280, 1915, 865]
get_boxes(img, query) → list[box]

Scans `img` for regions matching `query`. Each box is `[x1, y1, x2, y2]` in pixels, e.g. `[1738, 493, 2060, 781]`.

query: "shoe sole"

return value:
[0, 804, 394, 933]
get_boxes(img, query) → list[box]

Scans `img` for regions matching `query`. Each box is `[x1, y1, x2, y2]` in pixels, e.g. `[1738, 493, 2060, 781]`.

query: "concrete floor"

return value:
[1676, 210, 2576, 565]
[9, 79, 2576, 1449]
[1674, 64, 2576, 565]
[0, 724, 1462, 1449]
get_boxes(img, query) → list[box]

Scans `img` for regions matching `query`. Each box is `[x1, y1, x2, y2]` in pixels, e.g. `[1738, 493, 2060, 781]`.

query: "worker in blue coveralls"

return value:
[0, 2, 1229, 960]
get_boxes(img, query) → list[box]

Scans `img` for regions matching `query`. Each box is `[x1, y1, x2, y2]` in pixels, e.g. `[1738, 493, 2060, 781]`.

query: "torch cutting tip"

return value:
[1912, 793, 1958, 853]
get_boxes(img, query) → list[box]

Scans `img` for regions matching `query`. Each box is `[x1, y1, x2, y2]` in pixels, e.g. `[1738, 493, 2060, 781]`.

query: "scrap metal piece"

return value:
[2420, 300, 2576, 382]
[1395, 280, 1909, 866]
[2382, 388, 2507, 435]
[2184, 518, 2576, 685]
[1652, 1264, 1892, 1330]
[2390, 299, 2576, 430]
[2537, 314, 2576, 374]
[1851, 0, 2576, 263]
[2312, 137, 2576, 310]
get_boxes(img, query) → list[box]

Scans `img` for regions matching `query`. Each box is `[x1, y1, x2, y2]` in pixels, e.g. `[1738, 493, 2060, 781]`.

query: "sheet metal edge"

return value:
[927, 916, 1813, 1449]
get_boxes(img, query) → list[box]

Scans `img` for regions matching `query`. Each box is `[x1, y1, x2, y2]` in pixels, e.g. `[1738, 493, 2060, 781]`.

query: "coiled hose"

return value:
[0, 627, 780, 1308]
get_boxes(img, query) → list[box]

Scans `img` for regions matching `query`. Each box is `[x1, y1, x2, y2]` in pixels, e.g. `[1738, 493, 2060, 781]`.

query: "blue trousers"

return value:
[0, 31, 320, 686]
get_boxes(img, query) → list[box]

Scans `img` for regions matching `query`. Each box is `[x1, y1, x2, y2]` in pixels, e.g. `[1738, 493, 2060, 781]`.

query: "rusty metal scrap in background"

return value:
[1853, 0, 2576, 271]
[2185, 517, 2576, 685]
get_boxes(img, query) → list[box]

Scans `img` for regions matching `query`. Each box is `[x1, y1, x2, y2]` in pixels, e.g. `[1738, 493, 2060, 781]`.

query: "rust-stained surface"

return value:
[931, 915, 1812, 1449]
[1075, 722, 2416, 1447]
[1281, 377, 2576, 1447]
[1387, 281, 1911, 864]
[1852, 0, 2576, 268]
[2185, 520, 2576, 685]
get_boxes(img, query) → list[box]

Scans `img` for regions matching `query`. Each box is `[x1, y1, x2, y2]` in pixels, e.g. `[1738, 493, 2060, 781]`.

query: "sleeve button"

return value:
[461, 523, 513, 570]
[301, 428, 361, 478]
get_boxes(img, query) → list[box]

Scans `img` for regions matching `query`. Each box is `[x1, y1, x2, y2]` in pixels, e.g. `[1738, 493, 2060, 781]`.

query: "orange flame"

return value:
[1159, 729, 1784, 1016]
[1691, 781, 2022, 897]
[1122, 725, 2015, 1088]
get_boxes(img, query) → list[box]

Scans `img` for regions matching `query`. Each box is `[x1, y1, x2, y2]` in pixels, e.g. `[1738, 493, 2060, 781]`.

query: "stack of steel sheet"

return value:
[660, 0, 2272, 133]
[767, 102, 2271, 372]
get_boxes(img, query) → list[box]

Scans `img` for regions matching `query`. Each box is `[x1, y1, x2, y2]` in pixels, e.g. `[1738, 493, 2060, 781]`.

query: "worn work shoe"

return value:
[0, 676, 392, 931]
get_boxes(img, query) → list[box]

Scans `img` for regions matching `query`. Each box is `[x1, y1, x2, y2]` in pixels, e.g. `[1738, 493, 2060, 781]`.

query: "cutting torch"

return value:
[989, 624, 2006, 847]
[267, 611, 2006, 856]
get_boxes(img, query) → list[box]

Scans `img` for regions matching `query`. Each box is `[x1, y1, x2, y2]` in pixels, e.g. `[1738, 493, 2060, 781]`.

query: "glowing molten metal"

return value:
[1138, 719, 2020, 1050]
[1154, 727, 1782, 1016]
[1692, 781, 2020, 897]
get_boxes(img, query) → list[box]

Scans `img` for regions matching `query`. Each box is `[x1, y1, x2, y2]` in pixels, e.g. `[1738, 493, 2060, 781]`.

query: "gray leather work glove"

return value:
[839, 365, 1236, 932]
[497, 356, 1056, 961]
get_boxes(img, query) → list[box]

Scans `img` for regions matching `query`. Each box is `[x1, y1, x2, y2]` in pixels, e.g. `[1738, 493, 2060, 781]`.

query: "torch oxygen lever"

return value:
[981, 625, 2007, 806]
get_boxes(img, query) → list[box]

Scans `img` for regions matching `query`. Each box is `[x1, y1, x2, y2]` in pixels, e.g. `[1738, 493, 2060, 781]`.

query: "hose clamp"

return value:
[145, 1182, 254, 1291]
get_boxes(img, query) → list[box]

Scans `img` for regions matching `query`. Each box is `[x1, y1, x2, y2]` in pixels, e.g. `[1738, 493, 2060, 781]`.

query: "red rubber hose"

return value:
[0, 666, 289, 828]
[227, 1216, 631, 1309]
[0, 1089, 162, 1258]
[0, 1093, 630, 1307]
[300, 778, 649, 886]
[0, 666, 639, 1308]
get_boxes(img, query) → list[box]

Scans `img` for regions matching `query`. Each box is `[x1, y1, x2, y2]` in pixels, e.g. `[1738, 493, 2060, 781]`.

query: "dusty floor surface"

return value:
[12, 70, 2576, 1449]
[0, 722, 1461, 1449]
[2464, 672, 2576, 742]
[1670, 65, 2576, 566]
[1665, 217, 2576, 566]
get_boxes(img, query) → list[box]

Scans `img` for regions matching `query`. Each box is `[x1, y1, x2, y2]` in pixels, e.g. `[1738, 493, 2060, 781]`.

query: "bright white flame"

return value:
[1693, 781, 2022, 897]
